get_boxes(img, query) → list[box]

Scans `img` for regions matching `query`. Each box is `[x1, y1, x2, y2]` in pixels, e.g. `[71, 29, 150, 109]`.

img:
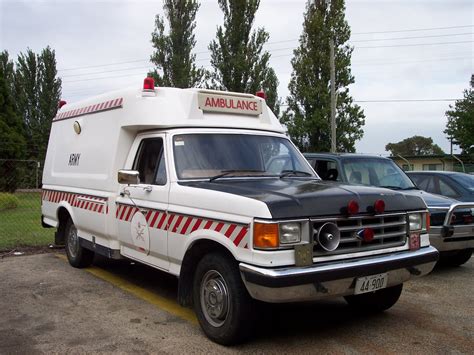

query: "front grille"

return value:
[311, 213, 408, 256]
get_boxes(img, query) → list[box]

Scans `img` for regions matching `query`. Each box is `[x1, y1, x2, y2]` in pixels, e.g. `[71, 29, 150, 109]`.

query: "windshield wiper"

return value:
[279, 170, 313, 178]
[401, 186, 419, 190]
[209, 169, 265, 182]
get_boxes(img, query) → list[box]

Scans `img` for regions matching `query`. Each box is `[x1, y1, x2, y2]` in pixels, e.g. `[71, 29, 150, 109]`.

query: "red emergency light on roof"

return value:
[256, 90, 266, 100]
[58, 100, 67, 109]
[143, 77, 155, 91]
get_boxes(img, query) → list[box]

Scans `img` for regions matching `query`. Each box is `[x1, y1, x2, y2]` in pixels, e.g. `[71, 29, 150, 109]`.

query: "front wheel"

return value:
[439, 249, 472, 267]
[193, 253, 256, 345]
[344, 283, 403, 313]
[64, 218, 94, 268]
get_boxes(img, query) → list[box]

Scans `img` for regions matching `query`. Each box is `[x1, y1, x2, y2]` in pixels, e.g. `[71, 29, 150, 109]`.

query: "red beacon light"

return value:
[347, 200, 359, 215]
[256, 90, 266, 100]
[143, 76, 155, 91]
[374, 199, 385, 214]
[58, 100, 67, 109]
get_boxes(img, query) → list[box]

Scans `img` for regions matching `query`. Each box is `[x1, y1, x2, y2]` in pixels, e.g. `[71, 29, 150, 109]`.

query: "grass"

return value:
[0, 192, 54, 250]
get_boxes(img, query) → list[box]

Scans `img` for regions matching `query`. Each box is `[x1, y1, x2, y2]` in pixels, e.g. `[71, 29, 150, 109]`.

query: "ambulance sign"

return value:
[198, 92, 262, 116]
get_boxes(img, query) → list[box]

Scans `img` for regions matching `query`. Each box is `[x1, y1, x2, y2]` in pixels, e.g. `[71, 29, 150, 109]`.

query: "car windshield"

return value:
[173, 133, 316, 180]
[341, 158, 415, 189]
[451, 174, 474, 192]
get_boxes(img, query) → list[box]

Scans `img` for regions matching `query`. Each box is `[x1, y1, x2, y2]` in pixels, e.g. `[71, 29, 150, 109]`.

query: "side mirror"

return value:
[118, 170, 140, 185]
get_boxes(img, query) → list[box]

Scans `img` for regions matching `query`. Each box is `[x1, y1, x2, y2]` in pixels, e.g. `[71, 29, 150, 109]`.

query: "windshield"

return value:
[451, 174, 474, 192]
[341, 157, 416, 189]
[173, 133, 316, 180]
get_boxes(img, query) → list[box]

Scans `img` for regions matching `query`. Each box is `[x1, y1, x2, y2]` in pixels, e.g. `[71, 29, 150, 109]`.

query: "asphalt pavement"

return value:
[0, 252, 472, 354]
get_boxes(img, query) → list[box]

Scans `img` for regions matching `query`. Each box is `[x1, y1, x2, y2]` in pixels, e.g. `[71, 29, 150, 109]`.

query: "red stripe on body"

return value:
[172, 216, 184, 233]
[119, 205, 128, 220]
[233, 227, 248, 247]
[150, 211, 160, 228]
[190, 219, 203, 233]
[224, 224, 237, 238]
[157, 213, 167, 229]
[214, 222, 225, 232]
[165, 215, 175, 231]
[203, 220, 213, 229]
[180, 217, 193, 235]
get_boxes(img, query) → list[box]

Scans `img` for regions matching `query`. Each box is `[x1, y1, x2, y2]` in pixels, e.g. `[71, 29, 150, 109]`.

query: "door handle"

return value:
[143, 185, 153, 192]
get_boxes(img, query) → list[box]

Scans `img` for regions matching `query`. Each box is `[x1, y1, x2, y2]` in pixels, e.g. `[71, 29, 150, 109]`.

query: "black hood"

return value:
[179, 179, 427, 219]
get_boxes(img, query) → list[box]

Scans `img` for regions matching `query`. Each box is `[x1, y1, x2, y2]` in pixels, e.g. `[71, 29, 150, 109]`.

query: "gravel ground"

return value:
[0, 252, 472, 354]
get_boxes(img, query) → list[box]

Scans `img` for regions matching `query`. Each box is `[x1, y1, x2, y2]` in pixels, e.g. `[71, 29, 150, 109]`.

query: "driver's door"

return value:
[116, 134, 170, 271]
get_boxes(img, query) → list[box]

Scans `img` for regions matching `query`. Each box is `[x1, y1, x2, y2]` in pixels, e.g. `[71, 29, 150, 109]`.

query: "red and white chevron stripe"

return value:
[42, 189, 108, 214]
[54, 97, 123, 122]
[116, 204, 249, 249]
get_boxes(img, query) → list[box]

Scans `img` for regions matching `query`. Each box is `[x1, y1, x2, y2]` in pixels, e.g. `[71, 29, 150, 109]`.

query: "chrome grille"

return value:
[311, 213, 408, 256]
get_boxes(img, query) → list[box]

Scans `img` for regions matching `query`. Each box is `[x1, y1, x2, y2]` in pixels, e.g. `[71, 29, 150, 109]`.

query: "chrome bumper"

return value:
[429, 203, 474, 252]
[240, 246, 439, 303]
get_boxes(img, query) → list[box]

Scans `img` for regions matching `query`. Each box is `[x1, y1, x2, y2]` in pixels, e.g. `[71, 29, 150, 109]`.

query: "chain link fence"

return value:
[0, 159, 54, 252]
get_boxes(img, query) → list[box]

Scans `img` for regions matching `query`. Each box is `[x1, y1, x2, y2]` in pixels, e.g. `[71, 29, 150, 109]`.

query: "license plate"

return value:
[354, 273, 388, 295]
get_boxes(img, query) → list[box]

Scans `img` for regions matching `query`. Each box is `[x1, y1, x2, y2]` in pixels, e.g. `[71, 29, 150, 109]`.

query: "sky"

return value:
[1, 0, 472, 155]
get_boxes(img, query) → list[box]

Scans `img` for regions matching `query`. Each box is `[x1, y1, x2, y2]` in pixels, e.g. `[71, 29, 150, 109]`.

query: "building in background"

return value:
[390, 154, 473, 173]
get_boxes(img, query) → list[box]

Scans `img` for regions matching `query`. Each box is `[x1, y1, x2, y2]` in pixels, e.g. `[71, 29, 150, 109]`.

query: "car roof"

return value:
[303, 152, 391, 161]
[406, 171, 459, 176]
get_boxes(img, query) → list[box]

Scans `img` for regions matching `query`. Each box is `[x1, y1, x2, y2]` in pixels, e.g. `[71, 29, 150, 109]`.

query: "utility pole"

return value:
[330, 38, 336, 153]
[328, 0, 336, 153]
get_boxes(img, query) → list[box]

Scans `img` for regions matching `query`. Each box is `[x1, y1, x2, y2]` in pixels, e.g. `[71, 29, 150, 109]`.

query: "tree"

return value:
[15, 47, 61, 163]
[150, 0, 203, 88]
[208, 0, 280, 114]
[445, 75, 474, 156]
[281, 0, 364, 152]
[0, 63, 27, 192]
[385, 136, 444, 156]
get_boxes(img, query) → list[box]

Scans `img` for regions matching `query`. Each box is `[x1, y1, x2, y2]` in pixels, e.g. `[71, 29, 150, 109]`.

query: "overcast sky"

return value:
[1, 0, 472, 154]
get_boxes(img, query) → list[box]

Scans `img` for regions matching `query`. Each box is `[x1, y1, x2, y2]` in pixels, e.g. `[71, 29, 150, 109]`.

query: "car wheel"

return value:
[193, 252, 256, 345]
[64, 218, 94, 268]
[440, 249, 472, 267]
[344, 283, 403, 312]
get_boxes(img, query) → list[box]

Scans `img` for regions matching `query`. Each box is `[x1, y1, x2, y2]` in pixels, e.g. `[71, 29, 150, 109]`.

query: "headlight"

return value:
[279, 222, 301, 244]
[409, 213, 422, 231]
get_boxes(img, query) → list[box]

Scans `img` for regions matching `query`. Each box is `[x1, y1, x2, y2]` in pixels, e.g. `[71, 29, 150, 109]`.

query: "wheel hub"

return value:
[200, 270, 229, 327]
[67, 224, 79, 258]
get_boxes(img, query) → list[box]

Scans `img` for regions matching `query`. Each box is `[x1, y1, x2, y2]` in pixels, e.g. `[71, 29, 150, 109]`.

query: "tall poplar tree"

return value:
[282, 0, 364, 152]
[150, 0, 203, 88]
[208, 0, 280, 115]
[15, 47, 61, 162]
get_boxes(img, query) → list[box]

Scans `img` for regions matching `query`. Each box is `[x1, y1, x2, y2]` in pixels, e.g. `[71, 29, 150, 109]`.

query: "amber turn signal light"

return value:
[253, 222, 279, 249]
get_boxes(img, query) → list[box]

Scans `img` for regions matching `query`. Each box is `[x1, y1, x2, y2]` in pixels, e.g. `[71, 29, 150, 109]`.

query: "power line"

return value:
[357, 40, 473, 49]
[57, 24, 474, 72]
[280, 99, 460, 105]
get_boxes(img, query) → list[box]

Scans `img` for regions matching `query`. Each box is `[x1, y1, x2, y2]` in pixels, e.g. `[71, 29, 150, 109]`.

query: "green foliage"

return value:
[150, 0, 203, 88]
[0, 192, 54, 249]
[208, 0, 280, 115]
[281, 0, 364, 152]
[0, 56, 27, 192]
[385, 135, 444, 156]
[445, 76, 474, 156]
[0, 193, 19, 211]
[15, 47, 62, 163]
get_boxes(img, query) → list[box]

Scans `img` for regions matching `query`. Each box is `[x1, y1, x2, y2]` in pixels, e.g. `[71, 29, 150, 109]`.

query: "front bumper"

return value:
[429, 203, 474, 252]
[240, 246, 438, 303]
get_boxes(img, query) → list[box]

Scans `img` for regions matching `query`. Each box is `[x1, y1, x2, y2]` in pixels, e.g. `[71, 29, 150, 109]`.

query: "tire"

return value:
[344, 283, 403, 313]
[192, 252, 256, 345]
[64, 218, 94, 268]
[440, 249, 472, 267]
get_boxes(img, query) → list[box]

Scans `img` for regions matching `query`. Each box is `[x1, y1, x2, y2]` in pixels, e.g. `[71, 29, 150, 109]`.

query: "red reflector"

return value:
[256, 90, 266, 99]
[409, 232, 420, 250]
[347, 200, 359, 215]
[374, 199, 385, 214]
[143, 77, 155, 91]
[58, 100, 67, 109]
[363, 228, 374, 242]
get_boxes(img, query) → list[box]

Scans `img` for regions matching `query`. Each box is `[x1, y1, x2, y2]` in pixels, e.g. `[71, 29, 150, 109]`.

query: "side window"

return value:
[438, 178, 459, 198]
[416, 175, 435, 192]
[315, 159, 340, 181]
[133, 138, 167, 185]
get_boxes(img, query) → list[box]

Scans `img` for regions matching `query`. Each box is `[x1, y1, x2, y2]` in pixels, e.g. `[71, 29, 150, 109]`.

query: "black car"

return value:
[304, 153, 474, 266]
[406, 171, 474, 202]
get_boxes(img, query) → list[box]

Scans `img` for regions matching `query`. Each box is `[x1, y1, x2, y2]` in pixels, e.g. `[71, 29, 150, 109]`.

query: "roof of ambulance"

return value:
[56, 86, 285, 134]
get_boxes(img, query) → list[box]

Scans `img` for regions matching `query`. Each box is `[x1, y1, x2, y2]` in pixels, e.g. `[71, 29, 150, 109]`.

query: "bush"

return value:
[0, 193, 19, 211]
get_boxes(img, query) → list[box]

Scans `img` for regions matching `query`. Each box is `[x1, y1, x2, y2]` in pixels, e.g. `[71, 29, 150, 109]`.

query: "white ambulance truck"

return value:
[42, 77, 438, 344]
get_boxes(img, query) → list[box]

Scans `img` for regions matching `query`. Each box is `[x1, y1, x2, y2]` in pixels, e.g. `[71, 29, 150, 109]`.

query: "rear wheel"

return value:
[192, 252, 256, 345]
[344, 284, 403, 312]
[440, 249, 472, 267]
[65, 218, 94, 268]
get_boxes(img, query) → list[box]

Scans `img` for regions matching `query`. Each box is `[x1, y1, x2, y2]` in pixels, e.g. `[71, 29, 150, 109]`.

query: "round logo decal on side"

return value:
[130, 211, 150, 253]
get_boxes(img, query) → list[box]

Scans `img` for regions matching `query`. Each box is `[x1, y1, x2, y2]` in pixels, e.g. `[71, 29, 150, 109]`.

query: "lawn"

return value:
[0, 192, 54, 250]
